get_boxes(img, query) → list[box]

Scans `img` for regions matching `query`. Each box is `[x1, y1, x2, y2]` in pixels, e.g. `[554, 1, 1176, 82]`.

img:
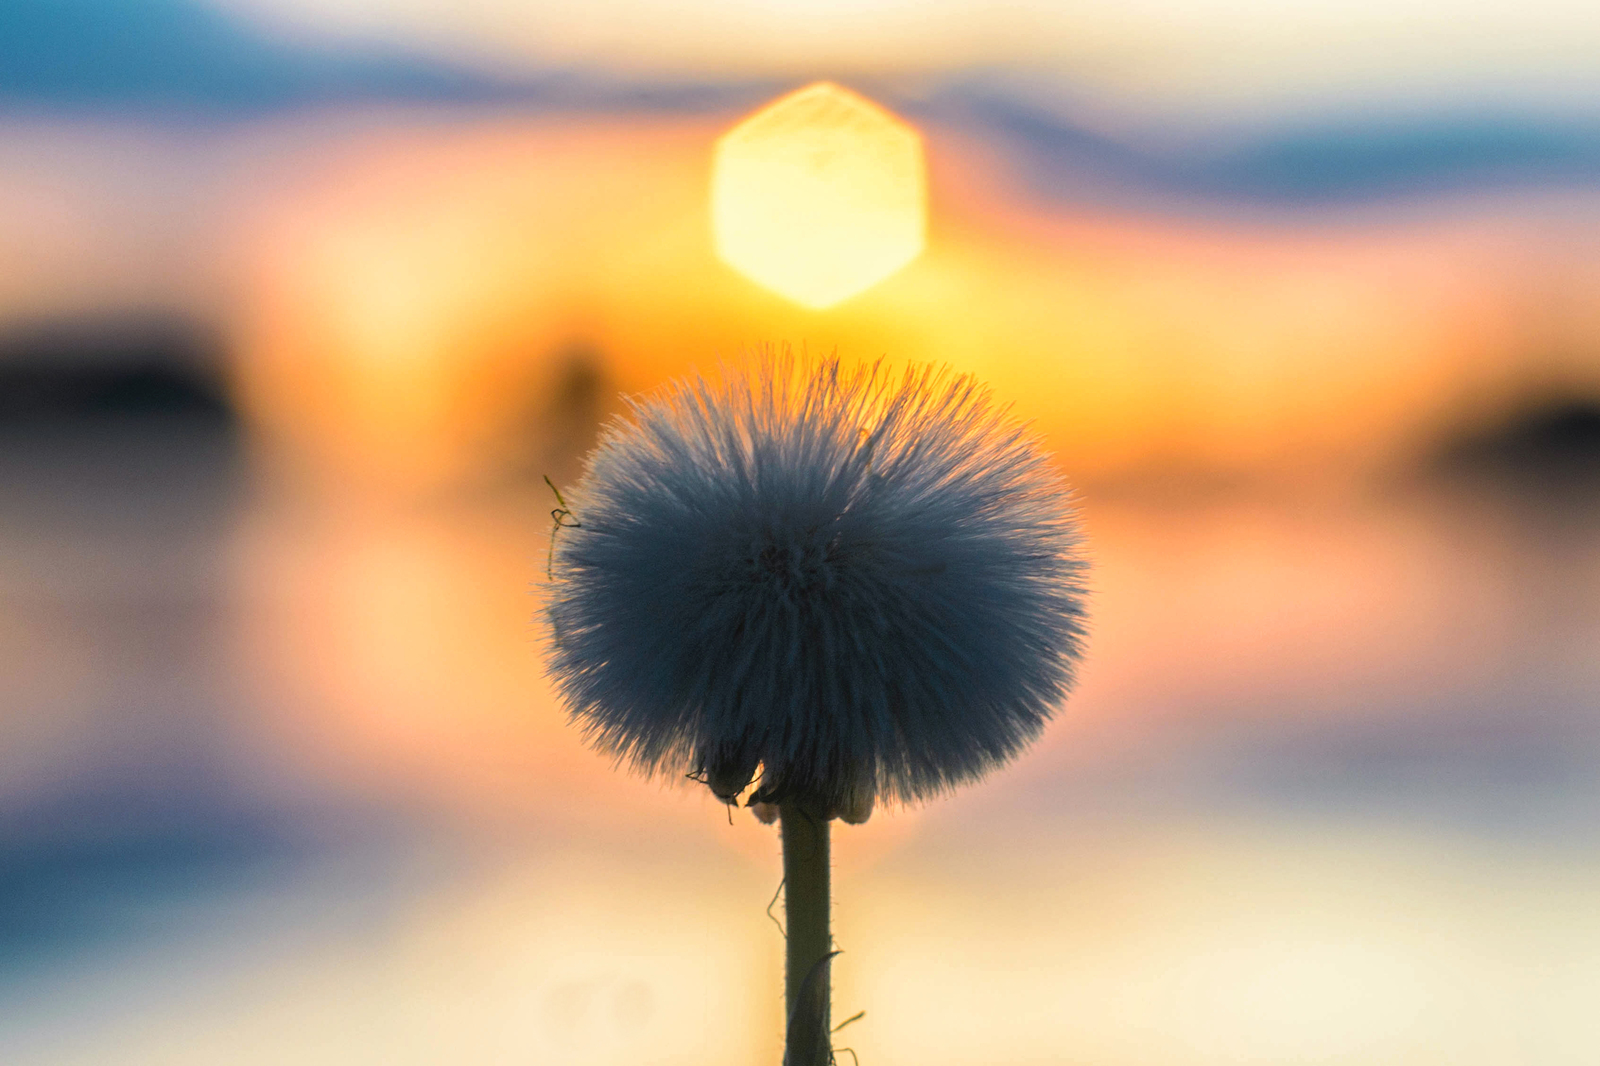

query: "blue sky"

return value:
[9, 0, 1600, 126]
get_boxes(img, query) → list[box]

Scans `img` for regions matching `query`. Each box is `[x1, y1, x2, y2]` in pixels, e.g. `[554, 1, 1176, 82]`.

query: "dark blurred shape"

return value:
[0, 315, 242, 630]
[1429, 392, 1600, 494]
[0, 315, 235, 432]
[524, 341, 612, 486]
[543, 344, 607, 454]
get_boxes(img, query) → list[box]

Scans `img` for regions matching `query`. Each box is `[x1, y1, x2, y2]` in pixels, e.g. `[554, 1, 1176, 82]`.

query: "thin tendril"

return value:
[766, 877, 786, 938]
[831, 1011, 864, 1034]
[544, 475, 581, 580]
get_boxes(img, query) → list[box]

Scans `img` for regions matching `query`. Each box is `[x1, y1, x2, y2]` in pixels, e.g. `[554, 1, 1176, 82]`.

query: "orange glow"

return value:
[711, 83, 926, 309]
[219, 112, 1530, 501]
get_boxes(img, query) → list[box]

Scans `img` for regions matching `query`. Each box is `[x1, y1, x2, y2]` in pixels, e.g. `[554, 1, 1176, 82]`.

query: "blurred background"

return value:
[3, 1, 1600, 1063]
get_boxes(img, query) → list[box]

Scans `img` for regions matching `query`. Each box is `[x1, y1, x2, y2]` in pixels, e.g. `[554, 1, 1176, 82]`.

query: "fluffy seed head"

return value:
[544, 355, 1089, 814]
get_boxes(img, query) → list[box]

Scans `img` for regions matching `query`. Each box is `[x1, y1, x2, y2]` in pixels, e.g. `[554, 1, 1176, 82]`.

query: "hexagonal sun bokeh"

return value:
[711, 82, 927, 310]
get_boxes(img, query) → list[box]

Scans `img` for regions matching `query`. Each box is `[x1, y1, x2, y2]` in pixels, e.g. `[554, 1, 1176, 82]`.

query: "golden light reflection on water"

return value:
[35, 847, 778, 1066]
[837, 823, 1591, 1066]
[29, 821, 1600, 1065]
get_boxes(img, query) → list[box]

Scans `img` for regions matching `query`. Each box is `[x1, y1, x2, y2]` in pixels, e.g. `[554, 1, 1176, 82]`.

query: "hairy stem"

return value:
[780, 803, 831, 1066]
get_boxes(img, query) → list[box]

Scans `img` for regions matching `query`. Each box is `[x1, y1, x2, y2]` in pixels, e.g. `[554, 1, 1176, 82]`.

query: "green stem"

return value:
[780, 803, 831, 1066]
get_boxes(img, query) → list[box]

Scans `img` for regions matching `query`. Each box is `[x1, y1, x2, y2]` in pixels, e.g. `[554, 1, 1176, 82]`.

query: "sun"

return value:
[711, 82, 927, 310]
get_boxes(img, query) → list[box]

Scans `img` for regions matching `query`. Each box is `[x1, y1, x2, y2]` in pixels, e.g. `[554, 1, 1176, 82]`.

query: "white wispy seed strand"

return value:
[545, 354, 1089, 815]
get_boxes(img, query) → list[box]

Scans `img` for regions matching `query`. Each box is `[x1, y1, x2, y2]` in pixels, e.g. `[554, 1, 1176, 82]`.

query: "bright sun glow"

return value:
[711, 82, 927, 309]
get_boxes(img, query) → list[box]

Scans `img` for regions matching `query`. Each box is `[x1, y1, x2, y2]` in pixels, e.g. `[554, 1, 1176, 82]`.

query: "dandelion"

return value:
[544, 353, 1089, 1065]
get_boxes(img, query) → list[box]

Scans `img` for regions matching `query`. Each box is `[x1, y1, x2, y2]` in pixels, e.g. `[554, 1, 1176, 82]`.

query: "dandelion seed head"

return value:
[544, 354, 1089, 815]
